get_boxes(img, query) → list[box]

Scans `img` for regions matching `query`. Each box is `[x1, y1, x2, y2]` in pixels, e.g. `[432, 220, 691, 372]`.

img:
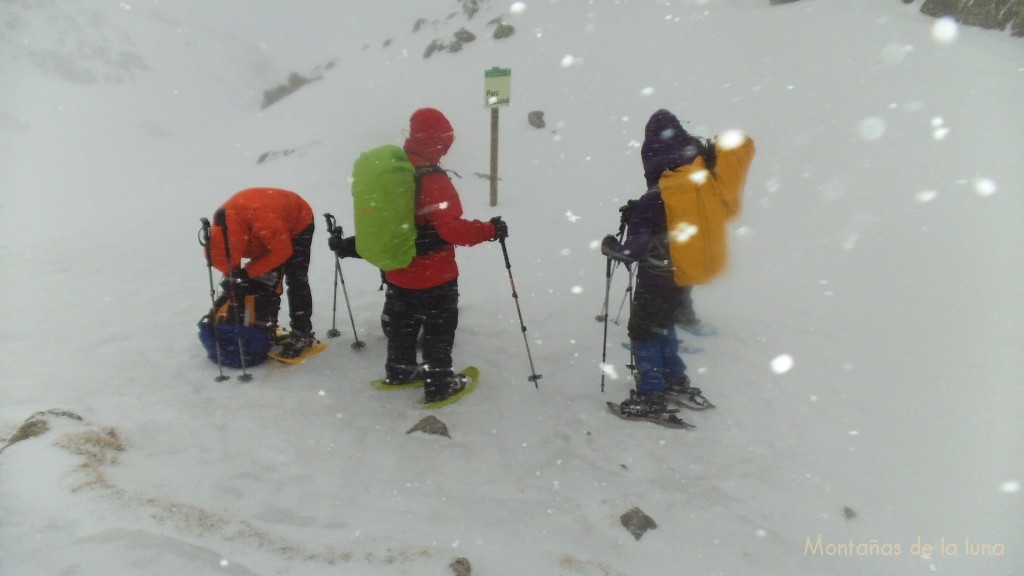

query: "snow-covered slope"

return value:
[2, 1, 1022, 575]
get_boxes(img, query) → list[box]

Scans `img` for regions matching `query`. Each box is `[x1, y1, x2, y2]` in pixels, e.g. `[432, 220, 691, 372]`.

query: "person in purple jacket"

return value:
[640, 109, 715, 336]
[602, 109, 701, 417]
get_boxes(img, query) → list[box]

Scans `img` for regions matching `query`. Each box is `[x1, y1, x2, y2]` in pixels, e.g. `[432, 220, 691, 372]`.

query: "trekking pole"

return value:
[599, 199, 635, 388]
[198, 218, 230, 382]
[215, 209, 253, 382]
[324, 213, 366, 350]
[498, 237, 542, 387]
[600, 255, 613, 393]
[323, 215, 342, 339]
[613, 265, 634, 325]
[597, 202, 631, 322]
[595, 259, 619, 322]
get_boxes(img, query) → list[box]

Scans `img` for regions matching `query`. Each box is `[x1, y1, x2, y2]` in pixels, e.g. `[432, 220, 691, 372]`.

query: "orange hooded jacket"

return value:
[208, 188, 314, 278]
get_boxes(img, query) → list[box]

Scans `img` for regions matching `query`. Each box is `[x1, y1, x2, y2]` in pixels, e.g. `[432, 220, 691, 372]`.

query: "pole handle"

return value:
[500, 237, 512, 270]
[198, 218, 213, 265]
[323, 212, 339, 235]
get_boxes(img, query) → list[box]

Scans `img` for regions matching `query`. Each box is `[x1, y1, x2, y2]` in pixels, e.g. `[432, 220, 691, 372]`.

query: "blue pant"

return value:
[631, 329, 686, 394]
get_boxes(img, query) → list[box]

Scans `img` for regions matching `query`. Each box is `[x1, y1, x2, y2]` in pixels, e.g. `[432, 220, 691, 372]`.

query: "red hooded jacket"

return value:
[208, 188, 314, 278]
[385, 108, 496, 290]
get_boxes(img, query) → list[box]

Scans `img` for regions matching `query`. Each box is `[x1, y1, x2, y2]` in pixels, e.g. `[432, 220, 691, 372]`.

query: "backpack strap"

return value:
[628, 186, 673, 278]
[414, 164, 446, 181]
[411, 165, 456, 257]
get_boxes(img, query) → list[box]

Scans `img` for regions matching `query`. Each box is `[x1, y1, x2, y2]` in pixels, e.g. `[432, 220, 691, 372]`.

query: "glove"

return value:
[489, 216, 509, 241]
[220, 268, 250, 293]
[601, 234, 620, 256]
[327, 229, 343, 251]
[618, 199, 637, 224]
[328, 234, 359, 259]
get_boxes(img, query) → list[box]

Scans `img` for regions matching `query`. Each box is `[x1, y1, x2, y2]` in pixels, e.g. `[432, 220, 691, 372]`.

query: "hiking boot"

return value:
[278, 331, 316, 359]
[664, 374, 701, 397]
[619, 389, 669, 418]
[379, 367, 424, 388]
[424, 373, 469, 404]
[268, 325, 289, 345]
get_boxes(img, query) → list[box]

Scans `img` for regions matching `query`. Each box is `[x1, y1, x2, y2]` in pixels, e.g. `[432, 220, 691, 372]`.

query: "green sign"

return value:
[484, 67, 511, 108]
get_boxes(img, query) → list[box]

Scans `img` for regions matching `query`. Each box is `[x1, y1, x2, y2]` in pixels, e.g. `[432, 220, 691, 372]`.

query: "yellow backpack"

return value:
[660, 133, 755, 286]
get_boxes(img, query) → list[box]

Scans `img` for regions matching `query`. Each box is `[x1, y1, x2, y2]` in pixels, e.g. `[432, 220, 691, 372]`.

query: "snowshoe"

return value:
[607, 390, 693, 429]
[664, 376, 715, 410]
[420, 367, 480, 409]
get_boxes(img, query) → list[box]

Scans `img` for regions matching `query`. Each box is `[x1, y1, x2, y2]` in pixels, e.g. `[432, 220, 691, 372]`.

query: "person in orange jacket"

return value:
[208, 187, 316, 359]
[331, 108, 507, 403]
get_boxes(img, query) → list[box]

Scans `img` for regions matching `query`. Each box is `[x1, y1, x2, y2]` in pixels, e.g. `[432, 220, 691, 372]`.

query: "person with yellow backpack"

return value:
[602, 109, 754, 423]
[640, 110, 712, 337]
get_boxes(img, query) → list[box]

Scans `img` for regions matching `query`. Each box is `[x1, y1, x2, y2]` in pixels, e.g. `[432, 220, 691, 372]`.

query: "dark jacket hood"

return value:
[641, 109, 700, 188]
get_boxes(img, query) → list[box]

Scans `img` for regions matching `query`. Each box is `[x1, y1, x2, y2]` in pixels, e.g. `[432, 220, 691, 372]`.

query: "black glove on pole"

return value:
[199, 218, 229, 382]
[499, 237, 541, 387]
[489, 216, 509, 241]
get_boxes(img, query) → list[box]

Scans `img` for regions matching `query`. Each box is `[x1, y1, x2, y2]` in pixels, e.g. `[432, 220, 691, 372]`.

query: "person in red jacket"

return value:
[331, 108, 508, 403]
[208, 187, 317, 359]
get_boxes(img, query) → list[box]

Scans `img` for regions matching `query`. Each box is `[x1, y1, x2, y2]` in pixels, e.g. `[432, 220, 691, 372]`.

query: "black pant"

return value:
[628, 280, 683, 342]
[265, 222, 314, 334]
[382, 280, 459, 385]
[674, 285, 698, 325]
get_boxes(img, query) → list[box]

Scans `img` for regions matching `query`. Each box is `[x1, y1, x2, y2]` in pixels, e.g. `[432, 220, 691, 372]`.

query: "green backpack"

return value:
[351, 145, 418, 271]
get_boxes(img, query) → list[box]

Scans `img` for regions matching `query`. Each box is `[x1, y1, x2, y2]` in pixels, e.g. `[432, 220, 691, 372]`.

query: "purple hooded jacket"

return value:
[641, 109, 703, 188]
[606, 110, 703, 286]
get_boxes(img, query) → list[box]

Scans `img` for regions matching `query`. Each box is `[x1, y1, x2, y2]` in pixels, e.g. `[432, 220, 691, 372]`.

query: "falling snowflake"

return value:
[858, 117, 887, 141]
[718, 130, 747, 150]
[600, 363, 619, 379]
[771, 354, 794, 374]
[931, 116, 950, 140]
[1000, 481, 1020, 493]
[671, 222, 698, 243]
[881, 42, 911, 65]
[973, 178, 997, 197]
[932, 17, 959, 44]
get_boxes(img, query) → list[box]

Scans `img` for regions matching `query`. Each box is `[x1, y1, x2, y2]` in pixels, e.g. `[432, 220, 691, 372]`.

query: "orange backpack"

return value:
[660, 133, 755, 286]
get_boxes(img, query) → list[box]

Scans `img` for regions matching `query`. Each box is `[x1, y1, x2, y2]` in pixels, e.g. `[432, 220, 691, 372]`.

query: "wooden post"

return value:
[484, 66, 510, 207]
[490, 107, 499, 207]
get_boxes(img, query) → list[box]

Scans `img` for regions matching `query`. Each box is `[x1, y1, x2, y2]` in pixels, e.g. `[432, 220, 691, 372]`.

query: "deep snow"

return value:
[1, 1, 1022, 575]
